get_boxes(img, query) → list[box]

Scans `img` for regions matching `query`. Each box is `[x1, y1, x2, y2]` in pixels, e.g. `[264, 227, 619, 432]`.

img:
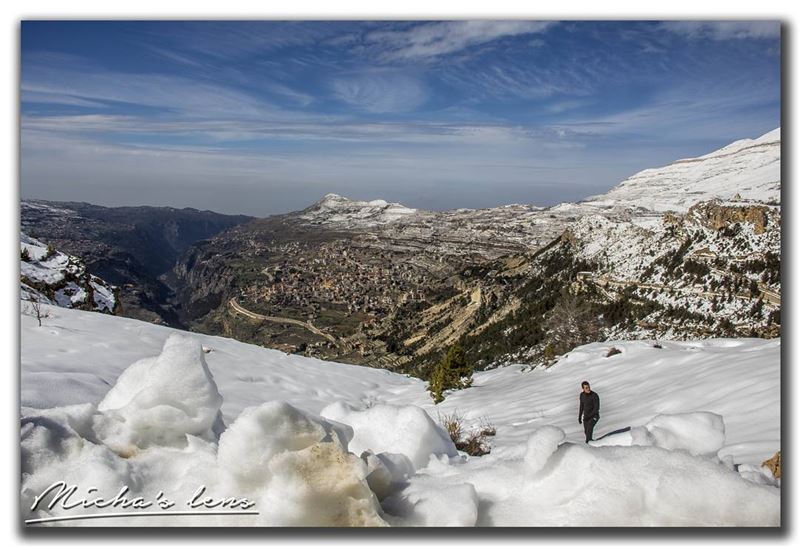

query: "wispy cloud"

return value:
[21, 89, 107, 108]
[330, 71, 428, 113]
[23, 64, 272, 118]
[22, 112, 571, 147]
[364, 21, 554, 61]
[552, 76, 779, 143]
[659, 21, 780, 41]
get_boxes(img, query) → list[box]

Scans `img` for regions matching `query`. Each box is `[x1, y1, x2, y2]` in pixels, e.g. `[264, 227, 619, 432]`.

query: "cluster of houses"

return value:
[253, 240, 432, 319]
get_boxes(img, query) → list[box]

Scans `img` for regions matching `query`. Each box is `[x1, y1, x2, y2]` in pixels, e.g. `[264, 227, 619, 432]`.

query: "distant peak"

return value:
[300, 192, 418, 225]
[313, 193, 352, 207]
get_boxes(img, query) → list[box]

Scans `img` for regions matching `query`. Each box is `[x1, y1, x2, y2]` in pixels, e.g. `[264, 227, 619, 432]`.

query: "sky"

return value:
[20, 20, 781, 216]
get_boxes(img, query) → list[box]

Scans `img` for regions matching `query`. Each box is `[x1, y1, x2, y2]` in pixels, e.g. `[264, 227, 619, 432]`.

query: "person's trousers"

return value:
[584, 416, 598, 443]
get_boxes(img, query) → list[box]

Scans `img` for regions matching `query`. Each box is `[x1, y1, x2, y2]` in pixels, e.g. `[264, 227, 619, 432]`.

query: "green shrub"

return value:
[44, 244, 57, 260]
[427, 342, 473, 403]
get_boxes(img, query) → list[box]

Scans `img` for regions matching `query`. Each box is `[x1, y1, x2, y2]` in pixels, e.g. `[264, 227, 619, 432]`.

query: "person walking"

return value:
[578, 380, 600, 443]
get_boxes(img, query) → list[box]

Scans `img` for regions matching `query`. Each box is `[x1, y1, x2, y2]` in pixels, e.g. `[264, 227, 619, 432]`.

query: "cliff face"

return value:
[688, 200, 777, 235]
[173, 244, 241, 322]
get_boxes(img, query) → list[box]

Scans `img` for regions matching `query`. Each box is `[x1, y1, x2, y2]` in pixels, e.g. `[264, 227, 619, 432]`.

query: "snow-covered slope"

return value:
[21, 305, 780, 526]
[20, 233, 117, 313]
[582, 128, 780, 213]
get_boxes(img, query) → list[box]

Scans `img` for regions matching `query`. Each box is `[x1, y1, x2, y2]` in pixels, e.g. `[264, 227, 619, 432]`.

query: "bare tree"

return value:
[24, 296, 50, 327]
[544, 293, 600, 355]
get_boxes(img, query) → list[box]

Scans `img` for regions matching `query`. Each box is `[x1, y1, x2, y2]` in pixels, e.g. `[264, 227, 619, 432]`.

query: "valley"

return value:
[21, 129, 782, 376]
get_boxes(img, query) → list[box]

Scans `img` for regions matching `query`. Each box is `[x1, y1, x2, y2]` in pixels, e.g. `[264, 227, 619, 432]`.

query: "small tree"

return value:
[543, 342, 556, 362]
[44, 244, 57, 260]
[428, 363, 446, 403]
[25, 296, 50, 327]
[21, 247, 31, 262]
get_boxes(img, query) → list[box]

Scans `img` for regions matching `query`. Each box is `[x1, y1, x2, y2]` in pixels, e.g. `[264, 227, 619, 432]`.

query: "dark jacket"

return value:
[579, 391, 600, 421]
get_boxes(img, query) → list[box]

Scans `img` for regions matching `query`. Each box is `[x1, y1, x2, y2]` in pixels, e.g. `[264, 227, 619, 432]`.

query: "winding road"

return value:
[228, 298, 339, 345]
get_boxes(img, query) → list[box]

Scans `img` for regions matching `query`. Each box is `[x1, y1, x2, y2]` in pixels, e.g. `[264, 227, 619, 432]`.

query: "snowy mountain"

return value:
[21, 305, 780, 526]
[581, 128, 780, 213]
[299, 193, 418, 227]
[20, 232, 118, 313]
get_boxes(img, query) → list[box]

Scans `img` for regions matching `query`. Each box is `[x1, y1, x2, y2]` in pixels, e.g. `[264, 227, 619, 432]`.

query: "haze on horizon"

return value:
[21, 21, 780, 217]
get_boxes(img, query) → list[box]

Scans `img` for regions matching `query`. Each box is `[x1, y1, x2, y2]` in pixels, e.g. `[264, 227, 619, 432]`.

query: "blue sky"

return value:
[21, 20, 780, 216]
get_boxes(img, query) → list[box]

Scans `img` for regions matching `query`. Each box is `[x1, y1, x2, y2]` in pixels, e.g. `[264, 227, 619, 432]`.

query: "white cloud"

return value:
[366, 21, 553, 61]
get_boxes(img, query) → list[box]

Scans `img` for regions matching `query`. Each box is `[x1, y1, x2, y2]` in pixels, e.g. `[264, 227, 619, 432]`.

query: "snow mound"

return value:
[524, 425, 566, 473]
[645, 412, 726, 456]
[383, 431, 780, 526]
[21, 344, 387, 527]
[382, 482, 480, 526]
[219, 401, 386, 526]
[217, 401, 352, 489]
[514, 442, 780, 526]
[94, 335, 225, 454]
[591, 412, 726, 457]
[259, 440, 386, 526]
[321, 401, 458, 470]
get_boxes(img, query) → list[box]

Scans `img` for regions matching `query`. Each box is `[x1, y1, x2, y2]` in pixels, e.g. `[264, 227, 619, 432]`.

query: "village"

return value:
[239, 239, 434, 324]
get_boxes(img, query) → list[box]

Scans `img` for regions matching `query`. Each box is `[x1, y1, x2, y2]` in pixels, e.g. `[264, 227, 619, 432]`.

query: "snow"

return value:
[91, 280, 116, 312]
[94, 335, 225, 454]
[582, 128, 780, 213]
[590, 412, 728, 456]
[54, 282, 86, 307]
[524, 425, 565, 473]
[217, 400, 351, 489]
[300, 193, 418, 227]
[20, 232, 118, 313]
[321, 401, 458, 470]
[20, 305, 780, 526]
